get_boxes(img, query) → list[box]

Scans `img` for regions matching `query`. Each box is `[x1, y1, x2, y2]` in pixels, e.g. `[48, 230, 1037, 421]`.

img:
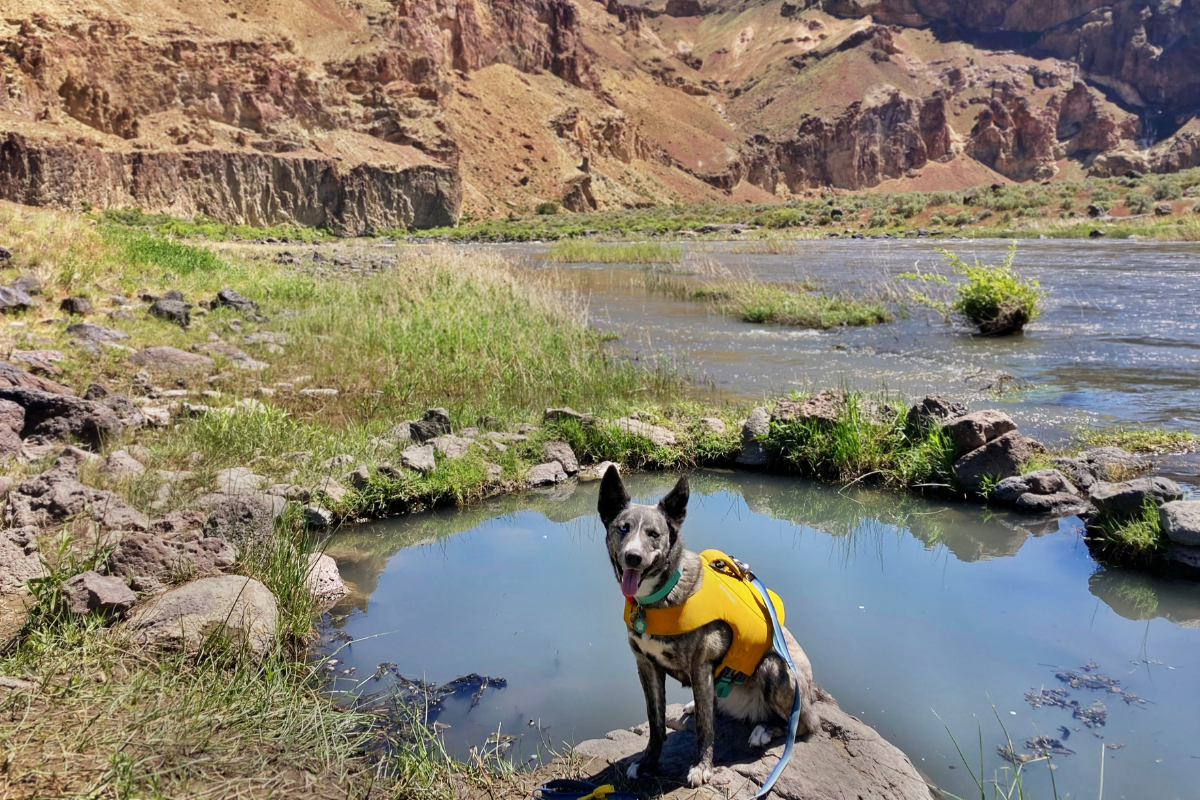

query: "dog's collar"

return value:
[634, 569, 681, 605]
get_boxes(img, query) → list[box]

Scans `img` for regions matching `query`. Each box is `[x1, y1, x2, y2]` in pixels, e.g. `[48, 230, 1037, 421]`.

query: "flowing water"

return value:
[524, 238, 1200, 443]
[322, 239, 1200, 797]
[320, 472, 1200, 800]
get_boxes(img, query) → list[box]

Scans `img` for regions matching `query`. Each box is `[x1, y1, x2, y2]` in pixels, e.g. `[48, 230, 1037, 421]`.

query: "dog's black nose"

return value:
[624, 552, 643, 568]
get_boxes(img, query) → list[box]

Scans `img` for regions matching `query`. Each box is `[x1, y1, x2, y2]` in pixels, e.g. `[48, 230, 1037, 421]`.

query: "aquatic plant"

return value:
[898, 244, 1043, 335]
[547, 239, 681, 264]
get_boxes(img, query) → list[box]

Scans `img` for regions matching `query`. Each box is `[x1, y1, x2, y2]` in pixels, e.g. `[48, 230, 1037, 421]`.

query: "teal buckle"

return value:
[714, 666, 746, 698]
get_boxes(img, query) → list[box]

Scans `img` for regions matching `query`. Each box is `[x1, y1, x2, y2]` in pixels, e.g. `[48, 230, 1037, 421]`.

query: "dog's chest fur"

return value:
[630, 631, 689, 683]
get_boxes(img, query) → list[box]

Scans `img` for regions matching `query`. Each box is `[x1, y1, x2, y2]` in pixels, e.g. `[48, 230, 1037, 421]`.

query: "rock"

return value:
[570, 630, 928, 800]
[66, 323, 129, 343]
[148, 298, 191, 327]
[1158, 501, 1200, 547]
[302, 505, 334, 528]
[543, 441, 579, 474]
[698, 417, 727, 435]
[129, 346, 214, 372]
[527, 462, 567, 486]
[306, 552, 348, 601]
[410, 408, 451, 442]
[267, 484, 311, 502]
[6, 457, 148, 530]
[0, 477, 13, 501]
[735, 407, 771, 466]
[1080, 447, 1151, 481]
[432, 435, 472, 459]
[141, 406, 170, 427]
[11, 274, 40, 295]
[0, 360, 75, 395]
[315, 477, 348, 503]
[199, 491, 285, 548]
[100, 449, 146, 478]
[10, 349, 64, 377]
[108, 532, 237, 580]
[129, 575, 165, 594]
[544, 406, 595, 424]
[83, 383, 110, 400]
[383, 421, 413, 442]
[214, 467, 267, 494]
[60, 296, 93, 315]
[0, 387, 125, 448]
[1155, 202, 1173, 216]
[0, 286, 35, 313]
[322, 454, 355, 469]
[62, 570, 137, 616]
[124, 576, 277, 659]
[1090, 477, 1185, 518]
[0, 398, 23, 432]
[905, 395, 967, 433]
[0, 402, 24, 462]
[1014, 492, 1091, 516]
[614, 417, 676, 447]
[298, 388, 338, 397]
[400, 444, 437, 473]
[243, 331, 287, 346]
[101, 394, 147, 428]
[215, 288, 258, 312]
[149, 510, 207, 536]
[344, 466, 371, 489]
[771, 390, 842, 426]
[0, 526, 45, 594]
[953, 431, 1032, 493]
[191, 342, 269, 370]
[945, 410, 1017, 454]
[993, 469, 1077, 504]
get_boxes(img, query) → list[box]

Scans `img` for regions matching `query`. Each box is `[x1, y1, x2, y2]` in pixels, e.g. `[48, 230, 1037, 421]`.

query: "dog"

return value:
[598, 466, 820, 788]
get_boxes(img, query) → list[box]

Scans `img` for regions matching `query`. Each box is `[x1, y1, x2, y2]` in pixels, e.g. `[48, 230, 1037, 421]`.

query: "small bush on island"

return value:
[899, 244, 1043, 336]
[534, 201, 559, 215]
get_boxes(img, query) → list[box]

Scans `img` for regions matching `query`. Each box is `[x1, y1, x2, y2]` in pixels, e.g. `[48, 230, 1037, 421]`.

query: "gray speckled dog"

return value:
[598, 466, 820, 788]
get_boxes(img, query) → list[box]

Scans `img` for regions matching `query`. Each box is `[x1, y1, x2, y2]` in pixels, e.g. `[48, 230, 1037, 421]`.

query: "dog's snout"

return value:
[623, 551, 643, 568]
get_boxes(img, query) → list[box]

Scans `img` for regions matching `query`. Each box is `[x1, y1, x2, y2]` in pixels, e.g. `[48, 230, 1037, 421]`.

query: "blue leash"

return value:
[533, 779, 638, 800]
[748, 576, 802, 799]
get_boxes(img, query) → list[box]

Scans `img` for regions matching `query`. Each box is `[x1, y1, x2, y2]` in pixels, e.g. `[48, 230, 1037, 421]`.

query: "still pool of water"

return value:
[320, 472, 1200, 800]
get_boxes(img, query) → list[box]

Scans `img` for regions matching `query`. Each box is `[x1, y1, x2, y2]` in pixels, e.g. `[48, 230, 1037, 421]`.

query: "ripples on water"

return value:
[320, 473, 1200, 800]
[518, 239, 1200, 441]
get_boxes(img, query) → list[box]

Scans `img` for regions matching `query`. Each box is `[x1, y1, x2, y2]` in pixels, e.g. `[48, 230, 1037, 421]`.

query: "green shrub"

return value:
[946, 244, 1042, 335]
[1126, 193, 1154, 215]
[760, 208, 802, 229]
[1152, 180, 1183, 201]
[535, 201, 559, 215]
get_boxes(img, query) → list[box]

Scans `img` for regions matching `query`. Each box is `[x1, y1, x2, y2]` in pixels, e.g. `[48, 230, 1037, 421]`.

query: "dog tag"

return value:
[632, 616, 646, 634]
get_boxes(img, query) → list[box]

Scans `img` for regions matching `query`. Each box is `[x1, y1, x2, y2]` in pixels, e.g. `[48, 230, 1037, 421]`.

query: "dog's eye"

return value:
[648, 530, 660, 539]
[619, 523, 630, 534]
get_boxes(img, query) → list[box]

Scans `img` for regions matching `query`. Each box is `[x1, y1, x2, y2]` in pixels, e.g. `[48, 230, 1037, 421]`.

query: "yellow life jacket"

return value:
[623, 549, 785, 696]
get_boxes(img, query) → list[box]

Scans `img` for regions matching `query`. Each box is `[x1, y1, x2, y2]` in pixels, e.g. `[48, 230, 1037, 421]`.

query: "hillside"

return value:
[0, 0, 1196, 229]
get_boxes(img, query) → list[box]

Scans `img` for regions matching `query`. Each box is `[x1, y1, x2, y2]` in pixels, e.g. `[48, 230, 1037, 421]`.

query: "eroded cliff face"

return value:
[0, 0, 1197, 221]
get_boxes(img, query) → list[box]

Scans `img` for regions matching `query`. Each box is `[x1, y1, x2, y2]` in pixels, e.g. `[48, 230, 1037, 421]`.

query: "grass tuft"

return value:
[547, 240, 681, 264]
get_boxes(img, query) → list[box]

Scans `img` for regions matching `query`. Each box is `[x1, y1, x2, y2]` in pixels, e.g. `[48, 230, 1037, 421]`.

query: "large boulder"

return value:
[62, 570, 137, 616]
[944, 410, 1017, 455]
[570, 633, 930, 800]
[148, 298, 191, 327]
[1160, 501, 1200, 547]
[735, 407, 771, 466]
[953, 431, 1031, 493]
[124, 575, 277, 659]
[108, 532, 237, 580]
[0, 387, 123, 448]
[0, 526, 45, 594]
[1089, 477, 1184, 518]
[6, 456, 148, 530]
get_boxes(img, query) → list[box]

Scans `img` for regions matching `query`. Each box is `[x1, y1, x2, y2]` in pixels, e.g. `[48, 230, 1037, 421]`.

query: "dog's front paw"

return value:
[686, 763, 713, 788]
[681, 700, 695, 716]
[626, 761, 641, 780]
[749, 724, 775, 748]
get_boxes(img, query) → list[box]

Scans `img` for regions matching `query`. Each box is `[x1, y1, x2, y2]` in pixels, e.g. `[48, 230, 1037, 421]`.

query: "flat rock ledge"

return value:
[564, 699, 932, 800]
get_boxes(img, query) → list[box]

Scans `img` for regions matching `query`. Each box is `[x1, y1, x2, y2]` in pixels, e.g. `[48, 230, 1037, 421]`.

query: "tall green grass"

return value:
[547, 239, 681, 264]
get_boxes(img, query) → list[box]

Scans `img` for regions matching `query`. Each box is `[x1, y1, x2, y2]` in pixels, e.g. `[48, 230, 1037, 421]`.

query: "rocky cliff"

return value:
[0, 0, 1197, 222]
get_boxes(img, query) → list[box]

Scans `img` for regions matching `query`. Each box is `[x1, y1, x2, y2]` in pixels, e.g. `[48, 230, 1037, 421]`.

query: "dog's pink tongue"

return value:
[621, 569, 641, 598]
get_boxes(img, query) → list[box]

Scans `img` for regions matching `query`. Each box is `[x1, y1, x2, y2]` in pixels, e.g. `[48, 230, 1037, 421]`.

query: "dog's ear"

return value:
[658, 474, 689, 531]
[598, 464, 630, 527]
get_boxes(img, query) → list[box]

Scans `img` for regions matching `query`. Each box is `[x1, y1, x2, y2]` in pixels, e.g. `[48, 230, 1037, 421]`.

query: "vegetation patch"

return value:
[547, 239, 681, 264]
[1077, 427, 1198, 454]
[899, 244, 1043, 335]
[1088, 500, 1166, 561]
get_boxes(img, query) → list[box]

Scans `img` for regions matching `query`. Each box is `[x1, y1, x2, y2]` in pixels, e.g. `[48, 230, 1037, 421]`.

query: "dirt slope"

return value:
[0, 0, 1196, 224]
